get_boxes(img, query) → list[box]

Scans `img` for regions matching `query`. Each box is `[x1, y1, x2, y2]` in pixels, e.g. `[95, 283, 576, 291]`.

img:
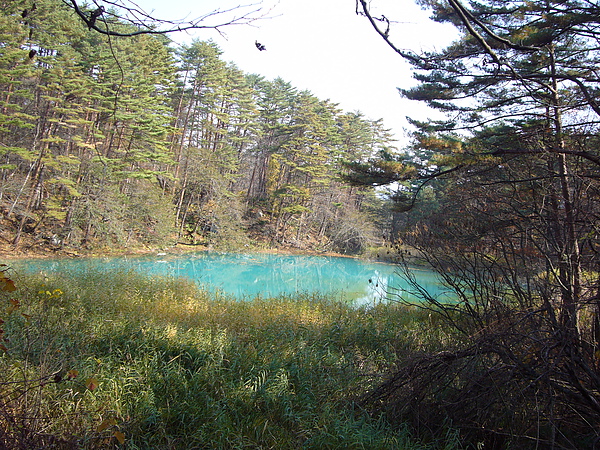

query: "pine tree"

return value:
[357, 0, 600, 443]
[172, 40, 257, 245]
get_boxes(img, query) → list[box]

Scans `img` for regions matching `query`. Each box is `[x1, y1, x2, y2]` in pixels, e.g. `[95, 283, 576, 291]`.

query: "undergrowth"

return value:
[0, 268, 453, 449]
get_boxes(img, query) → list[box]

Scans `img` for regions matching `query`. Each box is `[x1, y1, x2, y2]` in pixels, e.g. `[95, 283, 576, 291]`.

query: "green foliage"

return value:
[343, 149, 418, 187]
[354, 1, 600, 447]
[0, 0, 396, 254]
[0, 268, 445, 449]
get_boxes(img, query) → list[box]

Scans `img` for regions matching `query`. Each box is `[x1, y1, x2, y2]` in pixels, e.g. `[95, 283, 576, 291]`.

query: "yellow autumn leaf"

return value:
[113, 431, 125, 444]
[7, 298, 20, 315]
[67, 369, 78, 379]
[97, 421, 108, 432]
[86, 377, 99, 391]
[0, 278, 16, 292]
[97, 417, 116, 432]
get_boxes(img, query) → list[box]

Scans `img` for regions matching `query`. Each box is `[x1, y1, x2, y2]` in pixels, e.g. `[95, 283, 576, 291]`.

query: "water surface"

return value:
[12, 251, 447, 305]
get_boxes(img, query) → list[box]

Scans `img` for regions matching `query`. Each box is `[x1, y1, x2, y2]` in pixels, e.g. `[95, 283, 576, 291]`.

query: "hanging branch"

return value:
[355, 0, 421, 64]
[62, 0, 267, 37]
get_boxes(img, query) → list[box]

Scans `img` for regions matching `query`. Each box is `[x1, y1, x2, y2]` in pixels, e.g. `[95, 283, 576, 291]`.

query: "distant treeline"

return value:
[0, 0, 398, 253]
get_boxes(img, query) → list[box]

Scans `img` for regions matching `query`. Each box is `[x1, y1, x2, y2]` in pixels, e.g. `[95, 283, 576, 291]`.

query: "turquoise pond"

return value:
[10, 252, 450, 305]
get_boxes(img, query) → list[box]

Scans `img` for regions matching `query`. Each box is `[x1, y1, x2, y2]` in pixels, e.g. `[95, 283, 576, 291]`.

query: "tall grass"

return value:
[0, 268, 450, 449]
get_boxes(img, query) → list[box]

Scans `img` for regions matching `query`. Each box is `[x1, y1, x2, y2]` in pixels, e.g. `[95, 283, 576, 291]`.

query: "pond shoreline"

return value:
[9, 248, 442, 304]
[0, 241, 377, 262]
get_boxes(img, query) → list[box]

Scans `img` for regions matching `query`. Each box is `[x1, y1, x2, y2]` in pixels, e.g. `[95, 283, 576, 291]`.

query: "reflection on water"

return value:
[12, 251, 449, 305]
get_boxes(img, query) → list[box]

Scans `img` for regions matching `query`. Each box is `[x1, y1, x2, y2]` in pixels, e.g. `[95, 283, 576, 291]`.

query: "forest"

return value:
[2, 0, 600, 448]
[0, 0, 397, 256]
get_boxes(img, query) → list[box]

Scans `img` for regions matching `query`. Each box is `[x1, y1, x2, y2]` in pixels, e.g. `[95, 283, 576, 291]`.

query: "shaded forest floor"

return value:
[0, 210, 393, 262]
[0, 227, 377, 262]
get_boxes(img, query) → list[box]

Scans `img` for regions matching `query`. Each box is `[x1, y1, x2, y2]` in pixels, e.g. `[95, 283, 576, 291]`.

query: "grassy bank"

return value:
[0, 269, 452, 449]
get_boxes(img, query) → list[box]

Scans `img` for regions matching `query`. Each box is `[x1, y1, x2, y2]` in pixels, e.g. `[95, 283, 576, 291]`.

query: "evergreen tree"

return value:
[0, 1, 397, 253]
[242, 76, 298, 205]
[172, 40, 256, 245]
[357, 0, 600, 444]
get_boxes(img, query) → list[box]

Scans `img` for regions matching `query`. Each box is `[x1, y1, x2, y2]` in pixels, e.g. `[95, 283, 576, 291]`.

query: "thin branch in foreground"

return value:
[61, 0, 271, 37]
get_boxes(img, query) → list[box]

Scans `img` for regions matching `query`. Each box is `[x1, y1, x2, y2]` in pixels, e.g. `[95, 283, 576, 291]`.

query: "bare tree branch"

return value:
[356, 0, 422, 64]
[61, 0, 268, 37]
